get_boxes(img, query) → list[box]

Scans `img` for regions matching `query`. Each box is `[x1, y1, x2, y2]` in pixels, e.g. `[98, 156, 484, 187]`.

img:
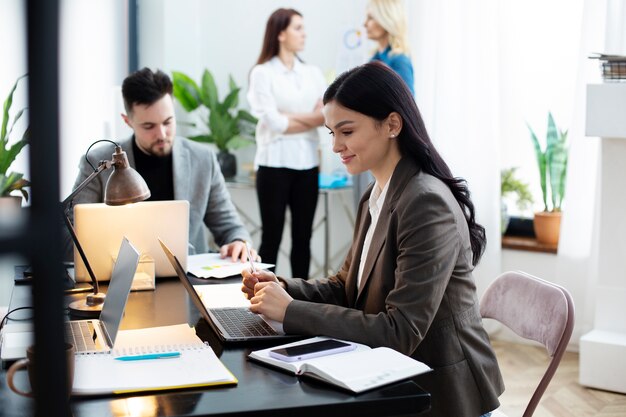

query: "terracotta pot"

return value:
[533, 211, 562, 245]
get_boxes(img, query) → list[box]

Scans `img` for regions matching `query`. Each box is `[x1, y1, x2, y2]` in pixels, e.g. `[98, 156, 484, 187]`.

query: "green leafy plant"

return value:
[171, 69, 257, 153]
[527, 112, 569, 212]
[501, 167, 533, 211]
[1, 74, 30, 201]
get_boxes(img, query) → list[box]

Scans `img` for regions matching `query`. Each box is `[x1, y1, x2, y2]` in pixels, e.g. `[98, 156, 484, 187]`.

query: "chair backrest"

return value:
[480, 271, 574, 417]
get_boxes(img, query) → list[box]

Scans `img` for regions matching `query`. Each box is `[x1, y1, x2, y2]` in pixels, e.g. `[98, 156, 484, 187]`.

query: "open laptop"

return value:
[73, 200, 189, 282]
[65, 237, 140, 353]
[159, 238, 298, 343]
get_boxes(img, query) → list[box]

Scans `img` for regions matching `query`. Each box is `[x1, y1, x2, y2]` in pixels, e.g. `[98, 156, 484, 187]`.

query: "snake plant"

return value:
[527, 112, 569, 212]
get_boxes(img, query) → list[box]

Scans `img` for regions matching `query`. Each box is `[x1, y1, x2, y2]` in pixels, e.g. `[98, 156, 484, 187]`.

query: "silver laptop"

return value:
[73, 200, 189, 282]
[159, 238, 299, 343]
[65, 237, 140, 353]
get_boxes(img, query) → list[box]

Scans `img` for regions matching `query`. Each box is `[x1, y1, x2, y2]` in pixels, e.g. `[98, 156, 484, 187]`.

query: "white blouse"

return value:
[247, 56, 327, 170]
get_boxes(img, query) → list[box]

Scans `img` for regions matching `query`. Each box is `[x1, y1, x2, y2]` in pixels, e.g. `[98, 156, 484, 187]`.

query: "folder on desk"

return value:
[72, 324, 237, 396]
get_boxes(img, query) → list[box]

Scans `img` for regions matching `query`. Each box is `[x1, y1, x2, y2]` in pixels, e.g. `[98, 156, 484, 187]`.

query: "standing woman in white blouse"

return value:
[247, 8, 327, 279]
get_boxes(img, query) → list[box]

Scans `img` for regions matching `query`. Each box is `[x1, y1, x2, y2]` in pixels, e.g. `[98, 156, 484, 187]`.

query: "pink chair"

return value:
[480, 271, 575, 417]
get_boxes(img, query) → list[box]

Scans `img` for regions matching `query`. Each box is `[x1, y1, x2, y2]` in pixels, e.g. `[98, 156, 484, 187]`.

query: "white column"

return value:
[579, 83, 626, 393]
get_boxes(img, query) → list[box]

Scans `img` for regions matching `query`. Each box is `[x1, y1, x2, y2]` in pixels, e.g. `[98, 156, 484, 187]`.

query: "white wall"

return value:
[138, 0, 371, 177]
[59, 0, 128, 197]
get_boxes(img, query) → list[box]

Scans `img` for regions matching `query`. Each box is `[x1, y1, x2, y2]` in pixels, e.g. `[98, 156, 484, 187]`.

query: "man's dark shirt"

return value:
[132, 137, 174, 201]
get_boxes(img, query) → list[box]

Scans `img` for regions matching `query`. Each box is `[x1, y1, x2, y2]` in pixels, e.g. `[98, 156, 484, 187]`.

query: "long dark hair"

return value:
[324, 61, 486, 265]
[256, 8, 302, 65]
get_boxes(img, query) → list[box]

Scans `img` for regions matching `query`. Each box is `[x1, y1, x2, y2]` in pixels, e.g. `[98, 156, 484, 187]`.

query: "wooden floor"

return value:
[493, 340, 626, 416]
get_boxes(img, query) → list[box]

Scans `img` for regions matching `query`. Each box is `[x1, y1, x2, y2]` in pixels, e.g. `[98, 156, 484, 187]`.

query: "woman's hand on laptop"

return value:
[241, 269, 283, 299]
[248, 280, 292, 323]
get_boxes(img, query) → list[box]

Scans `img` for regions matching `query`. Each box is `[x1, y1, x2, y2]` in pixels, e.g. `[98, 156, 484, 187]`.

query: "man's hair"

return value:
[121, 67, 173, 114]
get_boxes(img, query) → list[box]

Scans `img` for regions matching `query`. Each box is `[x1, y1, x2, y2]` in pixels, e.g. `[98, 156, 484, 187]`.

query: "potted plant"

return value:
[527, 112, 569, 245]
[171, 69, 257, 178]
[500, 167, 533, 234]
[1, 74, 30, 208]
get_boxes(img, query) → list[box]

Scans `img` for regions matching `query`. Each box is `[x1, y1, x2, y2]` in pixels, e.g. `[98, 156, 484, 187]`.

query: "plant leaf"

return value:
[221, 87, 240, 113]
[209, 110, 231, 151]
[2, 74, 27, 144]
[0, 138, 28, 174]
[6, 107, 26, 140]
[200, 69, 219, 111]
[527, 123, 548, 211]
[172, 71, 201, 112]
[228, 75, 239, 109]
[226, 134, 254, 150]
[188, 134, 214, 143]
[0, 172, 29, 198]
[237, 109, 258, 124]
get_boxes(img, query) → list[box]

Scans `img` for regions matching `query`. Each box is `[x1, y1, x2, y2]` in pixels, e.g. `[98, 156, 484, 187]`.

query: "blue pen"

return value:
[115, 352, 181, 361]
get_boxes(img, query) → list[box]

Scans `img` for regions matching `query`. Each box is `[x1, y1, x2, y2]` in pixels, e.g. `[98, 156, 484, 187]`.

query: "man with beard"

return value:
[64, 68, 252, 261]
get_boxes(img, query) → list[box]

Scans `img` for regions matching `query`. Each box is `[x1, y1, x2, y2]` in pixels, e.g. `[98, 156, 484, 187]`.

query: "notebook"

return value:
[72, 324, 238, 396]
[249, 337, 432, 393]
[73, 200, 189, 282]
[65, 237, 139, 353]
[159, 238, 299, 343]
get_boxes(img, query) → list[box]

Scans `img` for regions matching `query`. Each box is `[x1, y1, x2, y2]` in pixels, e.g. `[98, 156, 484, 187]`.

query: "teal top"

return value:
[371, 46, 415, 95]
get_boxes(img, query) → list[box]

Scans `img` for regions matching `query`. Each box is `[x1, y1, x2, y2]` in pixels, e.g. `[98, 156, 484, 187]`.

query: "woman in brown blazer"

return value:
[242, 61, 504, 417]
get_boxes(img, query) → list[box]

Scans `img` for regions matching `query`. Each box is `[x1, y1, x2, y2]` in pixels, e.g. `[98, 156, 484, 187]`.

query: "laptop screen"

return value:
[158, 238, 214, 325]
[99, 237, 140, 345]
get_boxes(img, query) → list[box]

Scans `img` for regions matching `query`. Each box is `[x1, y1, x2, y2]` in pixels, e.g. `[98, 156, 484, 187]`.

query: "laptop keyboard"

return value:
[65, 321, 99, 352]
[212, 308, 278, 338]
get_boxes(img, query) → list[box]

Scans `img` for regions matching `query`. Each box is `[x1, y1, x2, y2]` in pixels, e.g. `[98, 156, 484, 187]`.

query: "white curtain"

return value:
[408, 0, 616, 348]
[408, 0, 501, 294]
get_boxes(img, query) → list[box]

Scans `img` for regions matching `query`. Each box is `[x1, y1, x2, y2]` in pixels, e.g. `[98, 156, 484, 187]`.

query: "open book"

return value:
[248, 337, 431, 393]
[72, 324, 237, 396]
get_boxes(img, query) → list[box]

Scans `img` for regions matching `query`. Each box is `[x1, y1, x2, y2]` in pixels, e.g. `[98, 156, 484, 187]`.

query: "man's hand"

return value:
[219, 240, 258, 263]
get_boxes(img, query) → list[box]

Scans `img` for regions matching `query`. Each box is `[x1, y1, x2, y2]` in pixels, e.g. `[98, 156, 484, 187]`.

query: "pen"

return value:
[115, 352, 181, 361]
[245, 241, 257, 273]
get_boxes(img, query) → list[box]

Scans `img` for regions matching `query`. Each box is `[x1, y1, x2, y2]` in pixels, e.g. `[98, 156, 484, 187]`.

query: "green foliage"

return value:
[171, 69, 257, 153]
[0, 75, 30, 201]
[501, 167, 533, 211]
[527, 112, 569, 212]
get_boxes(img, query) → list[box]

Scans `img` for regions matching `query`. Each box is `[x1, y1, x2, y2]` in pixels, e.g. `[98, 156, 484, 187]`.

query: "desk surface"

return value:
[1, 277, 429, 417]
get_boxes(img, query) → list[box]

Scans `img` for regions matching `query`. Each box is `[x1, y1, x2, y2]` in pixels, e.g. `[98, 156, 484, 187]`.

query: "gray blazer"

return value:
[281, 157, 504, 417]
[64, 136, 250, 259]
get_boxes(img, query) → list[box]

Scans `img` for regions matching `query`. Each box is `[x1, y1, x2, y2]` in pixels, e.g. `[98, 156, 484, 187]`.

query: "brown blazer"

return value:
[282, 157, 504, 417]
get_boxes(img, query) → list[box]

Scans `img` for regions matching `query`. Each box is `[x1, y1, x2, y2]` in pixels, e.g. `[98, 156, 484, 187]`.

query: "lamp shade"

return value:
[104, 146, 151, 205]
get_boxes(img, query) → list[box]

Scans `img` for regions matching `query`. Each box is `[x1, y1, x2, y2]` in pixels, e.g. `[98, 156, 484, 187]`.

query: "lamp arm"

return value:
[63, 211, 99, 295]
[62, 160, 112, 295]
[62, 160, 112, 207]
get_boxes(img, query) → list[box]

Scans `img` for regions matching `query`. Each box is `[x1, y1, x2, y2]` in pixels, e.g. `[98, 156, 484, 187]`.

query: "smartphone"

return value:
[269, 339, 356, 362]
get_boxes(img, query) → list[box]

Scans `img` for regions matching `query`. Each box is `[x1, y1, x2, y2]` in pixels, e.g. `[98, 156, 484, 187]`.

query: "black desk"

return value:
[1, 278, 430, 417]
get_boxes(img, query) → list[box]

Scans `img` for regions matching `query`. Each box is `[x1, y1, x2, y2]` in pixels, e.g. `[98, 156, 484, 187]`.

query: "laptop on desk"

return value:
[65, 237, 140, 353]
[159, 238, 299, 343]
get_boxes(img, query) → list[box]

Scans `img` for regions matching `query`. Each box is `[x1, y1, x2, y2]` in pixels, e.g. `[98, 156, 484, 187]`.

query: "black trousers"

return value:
[256, 166, 319, 279]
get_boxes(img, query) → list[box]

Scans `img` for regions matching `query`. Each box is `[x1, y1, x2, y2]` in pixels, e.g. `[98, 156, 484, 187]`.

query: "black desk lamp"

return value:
[63, 140, 150, 317]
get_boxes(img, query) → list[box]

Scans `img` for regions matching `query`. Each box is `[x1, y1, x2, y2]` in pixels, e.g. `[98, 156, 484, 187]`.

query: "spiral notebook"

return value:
[72, 324, 237, 396]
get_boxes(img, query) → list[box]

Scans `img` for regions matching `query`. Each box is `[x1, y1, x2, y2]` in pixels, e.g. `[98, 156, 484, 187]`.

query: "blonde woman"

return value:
[364, 0, 414, 95]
